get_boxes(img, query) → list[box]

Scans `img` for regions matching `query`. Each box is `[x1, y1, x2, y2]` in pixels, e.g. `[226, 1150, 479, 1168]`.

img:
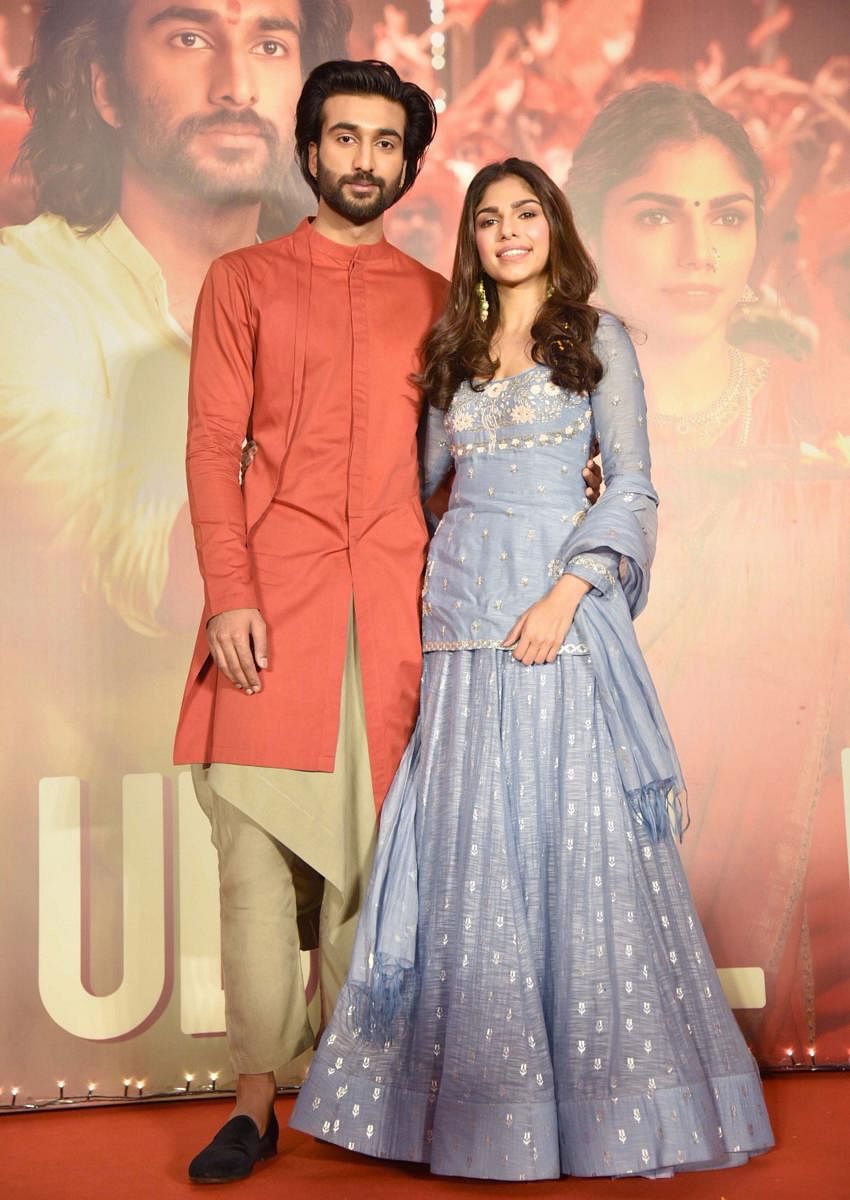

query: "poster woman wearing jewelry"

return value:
[567, 83, 850, 1063]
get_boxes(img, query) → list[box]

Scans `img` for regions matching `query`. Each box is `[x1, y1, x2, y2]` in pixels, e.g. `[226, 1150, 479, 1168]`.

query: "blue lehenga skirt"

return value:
[290, 649, 774, 1181]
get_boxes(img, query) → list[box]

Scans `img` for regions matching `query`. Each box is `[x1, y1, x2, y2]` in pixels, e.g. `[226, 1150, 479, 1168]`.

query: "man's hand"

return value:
[583, 437, 602, 503]
[207, 608, 268, 694]
[240, 439, 258, 483]
[502, 574, 592, 665]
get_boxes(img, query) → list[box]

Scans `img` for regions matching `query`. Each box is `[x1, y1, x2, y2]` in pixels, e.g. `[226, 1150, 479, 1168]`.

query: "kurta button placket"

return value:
[348, 254, 370, 533]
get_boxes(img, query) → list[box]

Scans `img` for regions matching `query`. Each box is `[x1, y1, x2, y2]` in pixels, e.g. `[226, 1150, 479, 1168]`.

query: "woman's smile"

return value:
[475, 175, 551, 285]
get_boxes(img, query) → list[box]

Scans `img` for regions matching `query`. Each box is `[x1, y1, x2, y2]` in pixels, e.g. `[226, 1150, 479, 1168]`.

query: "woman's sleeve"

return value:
[559, 315, 658, 602]
[419, 402, 453, 505]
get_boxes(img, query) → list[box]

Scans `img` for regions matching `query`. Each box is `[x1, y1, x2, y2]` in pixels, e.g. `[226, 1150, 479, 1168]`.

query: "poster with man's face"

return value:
[0, 0, 848, 1102]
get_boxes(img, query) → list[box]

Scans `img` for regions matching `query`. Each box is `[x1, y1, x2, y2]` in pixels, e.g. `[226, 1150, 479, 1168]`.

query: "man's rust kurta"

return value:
[174, 219, 448, 806]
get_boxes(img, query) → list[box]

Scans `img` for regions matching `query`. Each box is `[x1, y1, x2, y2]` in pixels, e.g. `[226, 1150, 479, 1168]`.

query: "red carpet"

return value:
[2, 1075, 846, 1199]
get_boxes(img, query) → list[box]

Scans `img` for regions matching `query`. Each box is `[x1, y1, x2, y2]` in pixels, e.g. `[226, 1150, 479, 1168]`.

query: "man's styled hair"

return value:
[17, 0, 352, 233]
[294, 59, 437, 203]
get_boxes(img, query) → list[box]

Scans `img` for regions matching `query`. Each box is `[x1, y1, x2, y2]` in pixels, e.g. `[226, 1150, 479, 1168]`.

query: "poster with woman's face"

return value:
[0, 0, 848, 1102]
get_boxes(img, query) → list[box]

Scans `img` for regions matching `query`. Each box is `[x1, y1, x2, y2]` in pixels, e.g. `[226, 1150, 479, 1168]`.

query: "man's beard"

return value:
[120, 88, 293, 206]
[316, 160, 403, 225]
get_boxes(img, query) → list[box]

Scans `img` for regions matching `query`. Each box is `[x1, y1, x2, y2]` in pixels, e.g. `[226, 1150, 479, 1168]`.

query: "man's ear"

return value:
[91, 62, 122, 129]
[307, 141, 319, 180]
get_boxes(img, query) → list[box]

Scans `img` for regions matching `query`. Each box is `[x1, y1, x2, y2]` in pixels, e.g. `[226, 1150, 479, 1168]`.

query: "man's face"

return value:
[309, 93, 407, 225]
[101, 0, 304, 203]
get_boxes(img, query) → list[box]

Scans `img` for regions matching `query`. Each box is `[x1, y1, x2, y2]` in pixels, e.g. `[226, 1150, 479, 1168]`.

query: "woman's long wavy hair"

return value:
[419, 159, 603, 411]
[17, 0, 352, 234]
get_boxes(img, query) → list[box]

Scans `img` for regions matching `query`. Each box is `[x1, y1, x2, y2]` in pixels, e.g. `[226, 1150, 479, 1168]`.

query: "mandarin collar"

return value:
[301, 217, 391, 264]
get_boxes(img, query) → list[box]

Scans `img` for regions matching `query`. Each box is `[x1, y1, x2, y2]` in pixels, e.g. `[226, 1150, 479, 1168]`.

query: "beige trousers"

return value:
[192, 612, 377, 1075]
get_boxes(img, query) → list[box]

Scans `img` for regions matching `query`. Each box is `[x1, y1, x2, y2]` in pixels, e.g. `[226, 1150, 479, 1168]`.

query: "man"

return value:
[0, 0, 349, 1102]
[175, 59, 603, 1183]
[174, 58, 446, 1183]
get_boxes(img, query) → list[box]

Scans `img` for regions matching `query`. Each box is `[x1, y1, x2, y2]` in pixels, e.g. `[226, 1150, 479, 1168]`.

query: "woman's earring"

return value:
[739, 284, 759, 305]
[475, 279, 489, 323]
[546, 283, 554, 298]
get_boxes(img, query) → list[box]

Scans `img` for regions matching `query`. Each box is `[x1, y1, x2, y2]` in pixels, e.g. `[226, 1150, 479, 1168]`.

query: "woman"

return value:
[290, 159, 773, 1180]
[567, 85, 850, 1064]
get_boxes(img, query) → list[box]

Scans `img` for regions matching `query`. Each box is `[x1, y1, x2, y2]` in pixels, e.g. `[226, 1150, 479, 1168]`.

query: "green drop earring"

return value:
[475, 279, 489, 323]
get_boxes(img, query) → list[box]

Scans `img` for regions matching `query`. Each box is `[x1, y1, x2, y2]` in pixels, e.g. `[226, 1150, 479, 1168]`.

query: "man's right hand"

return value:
[240, 438, 258, 482]
[206, 608, 268, 695]
[583, 437, 602, 503]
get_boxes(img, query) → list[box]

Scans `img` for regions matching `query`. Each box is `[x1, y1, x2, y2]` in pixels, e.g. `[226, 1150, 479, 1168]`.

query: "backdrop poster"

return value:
[0, 0, 848, 1104]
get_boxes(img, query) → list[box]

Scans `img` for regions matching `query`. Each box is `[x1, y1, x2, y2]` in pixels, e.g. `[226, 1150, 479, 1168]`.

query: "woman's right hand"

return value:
[502, 575, 591, 665]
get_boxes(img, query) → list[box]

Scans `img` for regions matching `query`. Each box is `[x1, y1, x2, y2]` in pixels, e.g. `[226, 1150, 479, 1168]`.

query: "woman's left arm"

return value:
[503, 317, 656, 664]
[560, 314, 657, 601]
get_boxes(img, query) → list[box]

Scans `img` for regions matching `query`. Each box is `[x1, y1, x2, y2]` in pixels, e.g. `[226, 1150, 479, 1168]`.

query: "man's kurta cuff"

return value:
[204, 583, 261, 619]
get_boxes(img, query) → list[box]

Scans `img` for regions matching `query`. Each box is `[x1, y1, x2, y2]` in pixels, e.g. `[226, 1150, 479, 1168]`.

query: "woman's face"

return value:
[473, 175, 551, 289]
[592, 138, 758, 344]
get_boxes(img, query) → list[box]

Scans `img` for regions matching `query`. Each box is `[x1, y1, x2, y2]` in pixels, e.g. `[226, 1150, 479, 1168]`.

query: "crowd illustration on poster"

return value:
[0, 0, 847, 1103]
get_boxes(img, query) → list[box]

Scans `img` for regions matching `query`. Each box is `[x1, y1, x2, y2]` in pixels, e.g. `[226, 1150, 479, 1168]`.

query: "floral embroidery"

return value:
[450, 411, 592, 458]
[447, 365, 589, 454]
[567, 554, 617, 588]
[423, 638, 589, 654]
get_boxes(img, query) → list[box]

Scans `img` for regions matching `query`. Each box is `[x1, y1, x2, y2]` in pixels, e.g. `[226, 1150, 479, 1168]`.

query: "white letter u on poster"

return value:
[38, 775, 167, 1040]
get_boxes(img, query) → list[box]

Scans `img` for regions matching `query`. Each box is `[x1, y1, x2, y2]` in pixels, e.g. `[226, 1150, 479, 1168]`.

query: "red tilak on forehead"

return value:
[225, 0, 242, 23]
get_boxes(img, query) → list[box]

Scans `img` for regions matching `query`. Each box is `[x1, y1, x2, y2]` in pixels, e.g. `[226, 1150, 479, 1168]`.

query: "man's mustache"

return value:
[340, 172, 385, 191]
[176, 110, 281, 145]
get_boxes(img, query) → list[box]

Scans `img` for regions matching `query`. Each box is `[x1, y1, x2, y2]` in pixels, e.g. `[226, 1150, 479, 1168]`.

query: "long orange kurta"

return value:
[173, 219, 448, 806]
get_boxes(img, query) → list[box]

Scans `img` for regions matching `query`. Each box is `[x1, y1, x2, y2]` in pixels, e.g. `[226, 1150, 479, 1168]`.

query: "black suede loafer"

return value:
[188, 1109, 279, 1183]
